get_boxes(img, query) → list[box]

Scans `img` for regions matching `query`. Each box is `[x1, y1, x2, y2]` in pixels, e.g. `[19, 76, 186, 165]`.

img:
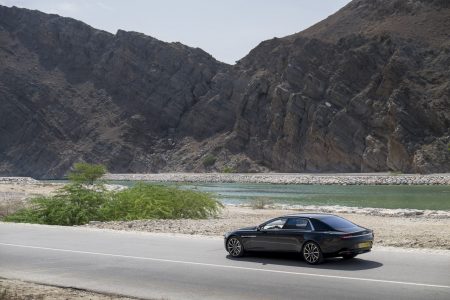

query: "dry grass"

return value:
[0, 184, 60, 219]
[0, 197, 27, 218]
[250, 197, 273, 209]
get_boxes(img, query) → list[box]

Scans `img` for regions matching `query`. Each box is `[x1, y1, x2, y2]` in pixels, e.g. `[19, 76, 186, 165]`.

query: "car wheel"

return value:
[302, 241, 323, 265]
[227, 236, 244, 257]
[342, 254, 357, 260]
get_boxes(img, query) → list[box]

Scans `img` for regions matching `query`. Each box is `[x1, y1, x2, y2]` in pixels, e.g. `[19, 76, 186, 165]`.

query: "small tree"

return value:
[68, 162, 106, 185]
[202, 154, 217, 167]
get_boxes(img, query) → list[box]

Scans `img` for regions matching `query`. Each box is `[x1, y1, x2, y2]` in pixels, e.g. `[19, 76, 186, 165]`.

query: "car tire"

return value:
[226, 236, 245, 257]
[342, 254, 358, 260]
[302, 241, 324, 265]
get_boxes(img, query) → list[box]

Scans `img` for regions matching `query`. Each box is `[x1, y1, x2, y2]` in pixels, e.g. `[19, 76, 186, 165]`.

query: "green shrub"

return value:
[68, 162, 106, 185]
[4, 183, 222, 225]
[389, 171, 403, 176]
[221, 166, 235, 173]
[202, 154, 217, 167]
[4, 184, 110, 225]
[101, 183, 222, 220]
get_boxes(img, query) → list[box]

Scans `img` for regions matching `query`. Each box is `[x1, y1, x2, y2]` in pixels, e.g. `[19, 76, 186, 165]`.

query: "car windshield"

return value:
[319, 216, 359, 231]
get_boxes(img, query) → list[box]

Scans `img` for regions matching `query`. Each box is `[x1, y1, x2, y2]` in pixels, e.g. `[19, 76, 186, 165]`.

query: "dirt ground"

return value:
[0, 279, 139, 300]
[0, 183, 60, 198]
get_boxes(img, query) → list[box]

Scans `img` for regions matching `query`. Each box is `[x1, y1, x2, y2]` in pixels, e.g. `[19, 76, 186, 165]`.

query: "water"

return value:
[110, 181, 450, 210]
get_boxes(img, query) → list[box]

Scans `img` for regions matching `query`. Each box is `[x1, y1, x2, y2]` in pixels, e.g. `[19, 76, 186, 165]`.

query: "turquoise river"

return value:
[112, 181, 450, 210]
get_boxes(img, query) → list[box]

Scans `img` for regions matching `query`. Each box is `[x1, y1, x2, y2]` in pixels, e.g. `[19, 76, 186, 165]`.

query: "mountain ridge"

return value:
[0, 1, 448, 178]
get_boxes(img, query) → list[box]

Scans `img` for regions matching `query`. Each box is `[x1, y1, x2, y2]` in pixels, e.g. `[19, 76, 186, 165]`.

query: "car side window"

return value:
[283, 218, 311, 230]
[262, 218, 287, 230]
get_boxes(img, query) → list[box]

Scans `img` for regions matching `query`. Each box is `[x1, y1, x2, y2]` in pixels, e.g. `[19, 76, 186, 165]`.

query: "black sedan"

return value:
[224, 213, 373, 264]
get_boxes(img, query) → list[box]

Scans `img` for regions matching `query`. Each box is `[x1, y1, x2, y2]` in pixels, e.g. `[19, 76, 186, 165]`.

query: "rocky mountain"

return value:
[0, 0, 449, 178]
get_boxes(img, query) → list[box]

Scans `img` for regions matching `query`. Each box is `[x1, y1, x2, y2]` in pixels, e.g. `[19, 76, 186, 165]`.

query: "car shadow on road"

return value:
[226, 252, 382, 271]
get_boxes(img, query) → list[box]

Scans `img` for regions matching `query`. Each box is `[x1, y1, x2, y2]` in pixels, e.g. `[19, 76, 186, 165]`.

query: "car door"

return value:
[248, 218, 296, 252]
[281, 218, 312, 252]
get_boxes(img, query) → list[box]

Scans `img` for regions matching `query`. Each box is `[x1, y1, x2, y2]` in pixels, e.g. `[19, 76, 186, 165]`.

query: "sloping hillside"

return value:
[0, 0, 448, 178]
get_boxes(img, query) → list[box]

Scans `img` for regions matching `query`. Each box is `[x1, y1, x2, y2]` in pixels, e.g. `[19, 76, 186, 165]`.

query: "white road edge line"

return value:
[1, 242, 449, 290]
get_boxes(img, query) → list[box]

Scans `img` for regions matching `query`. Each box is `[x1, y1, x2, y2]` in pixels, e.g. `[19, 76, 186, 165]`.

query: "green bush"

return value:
[221, 166, 235, 173]
[68, 162, 106, 185]
[4, 184, 110, 225]
[101, 183, 221, 220]
[389, 171, 403, 176]
[4, 182, 222, 225]
[202, 154, 217, 167]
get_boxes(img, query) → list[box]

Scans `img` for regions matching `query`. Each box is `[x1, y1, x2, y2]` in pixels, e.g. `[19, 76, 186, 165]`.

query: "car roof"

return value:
[280, 213, 339, 220]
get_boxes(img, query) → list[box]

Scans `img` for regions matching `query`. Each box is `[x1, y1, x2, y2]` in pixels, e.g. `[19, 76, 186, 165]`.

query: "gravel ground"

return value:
[104, 173, 450, 185]
[0, 278, 140, 300]
[0, 177, 40, 184]
[85, 206, 450, 250]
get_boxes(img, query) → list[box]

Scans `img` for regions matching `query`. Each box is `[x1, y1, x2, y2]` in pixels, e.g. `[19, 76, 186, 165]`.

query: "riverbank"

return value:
[84, 206, 450, 250]
[104, 173, 450, 185]
[0, 177, 40, 184]
[2, 173, 450, 185]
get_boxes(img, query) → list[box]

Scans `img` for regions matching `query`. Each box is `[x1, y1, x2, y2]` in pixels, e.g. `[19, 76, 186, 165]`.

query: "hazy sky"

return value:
[0, 0, 351, 64]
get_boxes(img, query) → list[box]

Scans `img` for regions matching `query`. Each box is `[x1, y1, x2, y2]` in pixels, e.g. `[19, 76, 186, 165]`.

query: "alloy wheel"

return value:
[227, 237, 243, 257]
[303, 242, 322, 264]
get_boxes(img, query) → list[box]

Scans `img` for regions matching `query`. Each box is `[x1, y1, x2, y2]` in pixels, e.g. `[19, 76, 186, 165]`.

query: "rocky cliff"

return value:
[0, 0, 449, 178]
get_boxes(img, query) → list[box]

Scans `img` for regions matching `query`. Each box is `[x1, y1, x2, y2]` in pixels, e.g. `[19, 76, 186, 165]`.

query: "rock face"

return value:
[0, 0, 449, 178]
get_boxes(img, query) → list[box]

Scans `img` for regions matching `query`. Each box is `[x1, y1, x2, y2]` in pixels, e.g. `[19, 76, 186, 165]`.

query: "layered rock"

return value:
[0, 0, 448, 178]
[222, 0, 450, 173]
[0, 6, 231, 177]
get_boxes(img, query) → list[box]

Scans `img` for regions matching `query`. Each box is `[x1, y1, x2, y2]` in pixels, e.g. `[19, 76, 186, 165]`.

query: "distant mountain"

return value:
[0, 0, 449, 178]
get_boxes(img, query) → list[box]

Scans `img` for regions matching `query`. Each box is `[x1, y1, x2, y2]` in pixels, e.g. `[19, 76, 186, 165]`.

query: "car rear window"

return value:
[309, 219, 333, 231]
[319, 216, 359, 231]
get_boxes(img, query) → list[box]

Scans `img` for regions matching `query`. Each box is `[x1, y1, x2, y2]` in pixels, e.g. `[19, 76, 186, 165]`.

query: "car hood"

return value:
[237, 226, 258, 231]
[224, 226, 258, 238]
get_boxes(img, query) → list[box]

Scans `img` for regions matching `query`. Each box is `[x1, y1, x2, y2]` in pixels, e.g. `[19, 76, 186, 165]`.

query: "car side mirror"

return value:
[256, 225, 262, 231]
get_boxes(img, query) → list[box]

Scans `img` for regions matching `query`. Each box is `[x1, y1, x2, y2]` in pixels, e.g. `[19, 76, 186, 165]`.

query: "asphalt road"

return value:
[0, 223, 449, 300]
